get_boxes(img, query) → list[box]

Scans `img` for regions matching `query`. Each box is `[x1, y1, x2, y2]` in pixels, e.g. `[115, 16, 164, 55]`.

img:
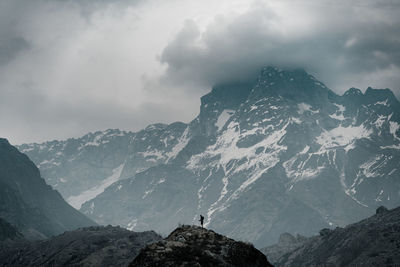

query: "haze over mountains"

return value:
[18, 67, 400, 247]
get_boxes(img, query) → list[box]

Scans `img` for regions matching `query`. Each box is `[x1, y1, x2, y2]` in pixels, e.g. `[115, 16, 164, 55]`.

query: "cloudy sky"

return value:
[1, 0, 399, 144]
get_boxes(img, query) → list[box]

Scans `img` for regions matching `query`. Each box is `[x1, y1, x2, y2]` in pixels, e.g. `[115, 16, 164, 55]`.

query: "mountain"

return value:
[0, 225, 161, 267]
[130, 225, 272, 267]
[0, 138, 95, 239]
[262, 206, 400, 266]
[17, 126, 188, 209]
[19, 67, 400, 247]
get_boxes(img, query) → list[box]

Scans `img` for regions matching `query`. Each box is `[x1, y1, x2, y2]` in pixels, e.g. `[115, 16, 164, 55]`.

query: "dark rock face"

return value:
[0, 225, 162, 267]
[130, 225, 272, 267]
[0, 138, 95, 239]
[263, 206, 400, 267]
[0, 218, 23, 241]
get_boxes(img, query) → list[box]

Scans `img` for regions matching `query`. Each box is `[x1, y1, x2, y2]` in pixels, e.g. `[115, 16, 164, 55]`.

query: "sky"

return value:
[1, 0, 399, 144]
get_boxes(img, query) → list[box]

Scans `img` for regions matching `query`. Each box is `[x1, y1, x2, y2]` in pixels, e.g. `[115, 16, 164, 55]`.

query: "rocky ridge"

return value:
[130, 225, 272, 267]
[0, 225, 162, 267]
[263, 206, 400, 266]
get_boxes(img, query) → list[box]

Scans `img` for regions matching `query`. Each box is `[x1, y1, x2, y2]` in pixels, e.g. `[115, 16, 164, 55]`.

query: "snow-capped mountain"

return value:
[18, 124, 187, 209]
[19, 67, 400, 247]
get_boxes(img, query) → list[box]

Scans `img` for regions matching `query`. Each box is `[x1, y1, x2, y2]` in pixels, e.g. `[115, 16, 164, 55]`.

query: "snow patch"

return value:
[316, 124, 372, 151]
[329, 103, 346, 121]
[216, 110, 235, 131]
[374, 115, 386, 129]
[359, 155, 386, 178]
[140, 150, 165, 162]
[283, 152, 325, 182]
[291, 117, 302, 124]
[166, 127, 190, 161]
[340, 170, 368, 207]
[127, 219, 138, 231]
[389, 121, 400, 140]
[68, 163, 125, 209]
[300, 145, 310, 154]
[375, 99, 389, 106]
[297, 103, 318, 114]
[38, 159, 61, 168]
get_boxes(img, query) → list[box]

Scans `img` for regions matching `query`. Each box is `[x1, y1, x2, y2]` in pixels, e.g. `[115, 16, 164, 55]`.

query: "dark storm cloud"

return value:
[159, 1, 400, 94]
[2, 0, 400, 144]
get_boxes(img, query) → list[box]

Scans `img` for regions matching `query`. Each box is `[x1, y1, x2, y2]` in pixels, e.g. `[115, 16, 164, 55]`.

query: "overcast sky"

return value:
[1, 0, 399, 144]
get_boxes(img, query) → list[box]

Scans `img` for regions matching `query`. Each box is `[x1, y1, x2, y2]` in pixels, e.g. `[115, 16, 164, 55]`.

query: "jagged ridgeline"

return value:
[18, 67, 400, 247]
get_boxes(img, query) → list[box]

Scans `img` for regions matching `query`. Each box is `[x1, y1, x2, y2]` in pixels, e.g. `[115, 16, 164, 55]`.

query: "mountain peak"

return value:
[364, 87, 398, 103]
[201, 81, 254, 110]
[343, 87, 363, 96]
[144, 123, 168, 131]
[259, 66, 308, 80]
[251, 66, 333, 106]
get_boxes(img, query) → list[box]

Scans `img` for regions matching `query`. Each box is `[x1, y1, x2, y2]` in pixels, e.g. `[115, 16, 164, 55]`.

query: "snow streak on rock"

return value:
[68, 163, 125, 209]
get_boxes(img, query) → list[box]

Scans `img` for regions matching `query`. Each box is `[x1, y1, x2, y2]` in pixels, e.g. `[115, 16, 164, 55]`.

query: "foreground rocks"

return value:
[262, 206, 400, 267]
[0, 225, 161, 267]
[130, 225, 272, 267]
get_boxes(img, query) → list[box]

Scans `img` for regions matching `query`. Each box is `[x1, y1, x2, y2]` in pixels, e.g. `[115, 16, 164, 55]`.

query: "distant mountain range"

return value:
[0, 138, 95, 239]
[18, 67, 400, 247]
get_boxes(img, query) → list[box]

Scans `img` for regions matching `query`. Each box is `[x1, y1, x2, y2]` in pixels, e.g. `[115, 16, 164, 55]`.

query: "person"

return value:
[199, 215, 204, 228]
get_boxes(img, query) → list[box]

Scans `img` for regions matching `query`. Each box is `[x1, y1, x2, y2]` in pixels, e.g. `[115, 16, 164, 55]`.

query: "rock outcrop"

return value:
[130, 225, 272, 267]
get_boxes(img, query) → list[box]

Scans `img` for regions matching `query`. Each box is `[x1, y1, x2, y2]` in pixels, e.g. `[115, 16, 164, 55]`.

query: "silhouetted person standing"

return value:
[199, 215, 204, 228]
